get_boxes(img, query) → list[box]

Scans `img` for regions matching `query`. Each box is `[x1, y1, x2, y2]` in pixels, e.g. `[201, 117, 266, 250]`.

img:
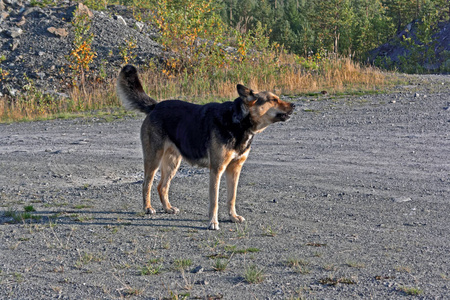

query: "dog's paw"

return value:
[145, 207, 156, 215]
[230, 215, 245, 223]
[165, 206, 180, 214]
[207, 222, 220, 230]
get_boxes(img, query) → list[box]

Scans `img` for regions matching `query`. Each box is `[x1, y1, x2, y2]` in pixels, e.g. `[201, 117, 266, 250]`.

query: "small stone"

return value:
[16, 16, 26, 26]
[47, 27, 68, 38]
[11, 39, 19, 50]
[116, 15, 127, 26]
[7, 27, 23, 38]
[414, 92, 419, 98]
[1, 11, 10, 20]
[392, 196, 412, 203]
[195, 279, 209, 285]
[389, 100, 396, 104]
[191, 265, 203, 274]
[135, 21, 144, 31]
[272, 199, 278, 203]
[76, 3, 93, 18]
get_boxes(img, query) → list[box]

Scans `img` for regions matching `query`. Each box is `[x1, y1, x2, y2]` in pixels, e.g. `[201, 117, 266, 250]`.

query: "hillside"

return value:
[0, 1, 160, 97]
[370, 20, 450, 73]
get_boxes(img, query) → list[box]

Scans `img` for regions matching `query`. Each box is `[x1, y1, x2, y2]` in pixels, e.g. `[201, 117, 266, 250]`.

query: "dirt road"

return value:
[1, 75, 449, 299]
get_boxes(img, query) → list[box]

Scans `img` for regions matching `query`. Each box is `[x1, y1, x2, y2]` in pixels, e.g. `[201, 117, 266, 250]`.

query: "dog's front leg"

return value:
[208, 168, 224, 230]
[225, 159, 246, 223]
[225, 151, 249, 223]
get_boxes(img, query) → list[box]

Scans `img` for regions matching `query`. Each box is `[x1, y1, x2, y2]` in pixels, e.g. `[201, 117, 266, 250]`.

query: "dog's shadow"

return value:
[0, 209, 208, 230]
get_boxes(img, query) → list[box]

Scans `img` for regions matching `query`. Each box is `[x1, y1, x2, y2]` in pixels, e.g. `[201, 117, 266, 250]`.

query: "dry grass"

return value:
[0, 55, 385, 123]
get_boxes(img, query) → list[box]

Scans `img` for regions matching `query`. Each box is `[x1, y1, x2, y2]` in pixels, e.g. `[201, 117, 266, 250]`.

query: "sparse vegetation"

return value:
[286, 258, 311, 274]
[173, 259, 193, 271]
[243, 265, 265, 284]
[319, 276, 357, 286]
[397, 286, 423, 296]
[212, 259, 228, 272]
[140, 260, 163, 275]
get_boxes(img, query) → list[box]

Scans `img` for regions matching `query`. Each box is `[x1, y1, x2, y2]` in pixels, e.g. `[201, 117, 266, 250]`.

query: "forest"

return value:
[218, 0, 449, 62]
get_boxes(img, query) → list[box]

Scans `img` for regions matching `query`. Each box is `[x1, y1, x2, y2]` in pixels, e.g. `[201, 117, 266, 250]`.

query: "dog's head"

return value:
[236, 84, 295, 133]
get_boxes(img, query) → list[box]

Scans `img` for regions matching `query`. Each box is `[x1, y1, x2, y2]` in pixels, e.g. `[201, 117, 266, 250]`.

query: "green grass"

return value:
[140, 262, 162, 275]
[397, 286, 422, 295]
[243, 265, 265, 284]
[212, 259, 228, 271]
[173, 259, 192, 270]
[23, 205, 36, 212]
[5, 208, 41, 223]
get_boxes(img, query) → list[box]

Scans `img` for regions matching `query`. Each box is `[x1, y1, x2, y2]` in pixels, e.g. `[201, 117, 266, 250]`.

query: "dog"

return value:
[116, 65, 295, 230]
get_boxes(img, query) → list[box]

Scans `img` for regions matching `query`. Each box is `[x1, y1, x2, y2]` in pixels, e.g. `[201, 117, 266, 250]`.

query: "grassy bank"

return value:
[0, 0, 386, 123]
[0, 55, 385, 123]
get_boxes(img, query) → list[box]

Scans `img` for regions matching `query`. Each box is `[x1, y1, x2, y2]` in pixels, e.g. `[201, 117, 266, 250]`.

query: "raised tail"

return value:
[116, 65, 157, 114]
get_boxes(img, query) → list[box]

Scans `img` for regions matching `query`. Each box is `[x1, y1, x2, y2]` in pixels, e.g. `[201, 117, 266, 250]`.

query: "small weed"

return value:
[121, 288, 143, 297]
[323, 264, 338, 271]
[306, 242, 327, 247]
[313, 251, 323, 257]
[394, 265, 412, 273]
[13, 272, 24, 283]
[243, 265, 265, 284]
[173, 259, 192, 270]
[224, 244, 237, 252]
[5, 208, 39, 223]
[212, 259, 228, 271]
[319, 276, 357, 286]
[286, 258, 310, 274]
[346, 261, 365, 268]
[397, 286, 422, 295]
[75, 250, 102, 268]
[262, 224, 277, 237]
[235, 223, 249, 238]
[23, 205, 36, 212]
[141, 263, 162, 275]
[207, 253, 229, 259]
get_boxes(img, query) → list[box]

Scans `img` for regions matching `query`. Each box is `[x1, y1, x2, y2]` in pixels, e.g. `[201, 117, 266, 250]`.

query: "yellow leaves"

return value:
[69, 40, 97, 72]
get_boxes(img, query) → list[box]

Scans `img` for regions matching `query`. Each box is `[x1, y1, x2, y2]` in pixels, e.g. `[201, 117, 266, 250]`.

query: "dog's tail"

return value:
[116, 65, 157, 114]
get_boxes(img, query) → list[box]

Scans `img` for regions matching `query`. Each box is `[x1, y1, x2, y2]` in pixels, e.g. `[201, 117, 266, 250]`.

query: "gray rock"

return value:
[191, 265, 204, 274]
[135, 21, 144, 31]
[392, 196, 412, 203]
[116, 15, 126, 26]
[7, 27, 22, 38]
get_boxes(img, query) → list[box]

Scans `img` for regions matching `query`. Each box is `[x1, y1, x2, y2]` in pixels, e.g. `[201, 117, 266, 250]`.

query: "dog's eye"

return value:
[272, 98, 279, 103]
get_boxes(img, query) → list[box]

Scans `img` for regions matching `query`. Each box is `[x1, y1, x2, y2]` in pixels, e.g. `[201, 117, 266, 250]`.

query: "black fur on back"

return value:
[146, 98, 253, 161]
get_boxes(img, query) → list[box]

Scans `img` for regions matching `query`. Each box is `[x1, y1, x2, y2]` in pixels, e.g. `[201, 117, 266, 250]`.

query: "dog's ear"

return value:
[232, 98, 248, 124]
[237, 84, 256, 102]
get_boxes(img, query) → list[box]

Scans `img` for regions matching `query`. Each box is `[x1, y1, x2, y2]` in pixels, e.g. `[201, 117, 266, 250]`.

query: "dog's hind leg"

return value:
[142, 142, 163, 214]
[157, 147, 182, 214]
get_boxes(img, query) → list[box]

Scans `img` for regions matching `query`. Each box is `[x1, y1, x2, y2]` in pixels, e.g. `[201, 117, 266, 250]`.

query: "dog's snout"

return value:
[290, 103, 296, 110]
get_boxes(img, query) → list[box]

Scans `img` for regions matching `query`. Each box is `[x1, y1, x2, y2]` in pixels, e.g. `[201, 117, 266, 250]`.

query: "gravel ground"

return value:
[0, 75, 449, 299]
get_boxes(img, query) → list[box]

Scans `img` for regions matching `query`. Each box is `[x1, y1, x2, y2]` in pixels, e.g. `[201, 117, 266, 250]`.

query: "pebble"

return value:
[414, 92, 420, 98]
[7, 27, 23, 38]
[191, 265, 203, 274]
[135, 21, 144, 31]
[116, 15, 127, 26]
[392, 196, 412, 203]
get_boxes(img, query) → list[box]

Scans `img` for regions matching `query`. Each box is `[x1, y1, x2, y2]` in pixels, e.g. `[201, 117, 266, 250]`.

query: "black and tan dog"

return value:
[117, 65, 295, 230]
